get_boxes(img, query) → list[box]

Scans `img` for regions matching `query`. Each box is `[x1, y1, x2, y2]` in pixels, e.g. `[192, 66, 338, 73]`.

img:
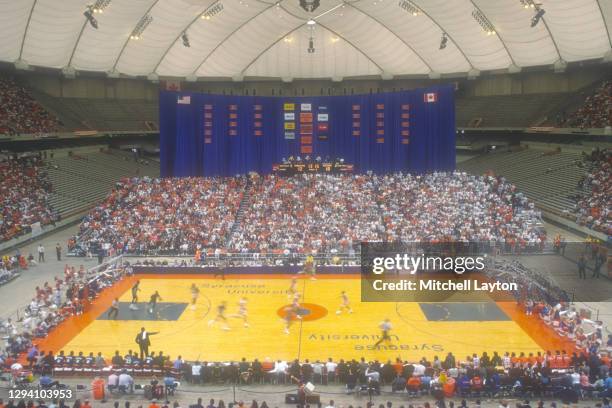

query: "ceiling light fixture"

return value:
[307, 37, 315, 53]
[531, 7, 545, 27]
[84, 7, 99, 29]
[201, 2, 224, 20]
[130, 14, 153, 40]
[90, 0, 111, 13]
[398, 0, 421, 16]
[439, 32, 447, 49]
[472, 9, 496, 35]
[181, 32, 190, 47]
[300, 0, 320, 13]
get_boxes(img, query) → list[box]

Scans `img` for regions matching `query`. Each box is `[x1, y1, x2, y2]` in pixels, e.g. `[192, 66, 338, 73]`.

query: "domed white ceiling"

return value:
[0, 0, 610, 80]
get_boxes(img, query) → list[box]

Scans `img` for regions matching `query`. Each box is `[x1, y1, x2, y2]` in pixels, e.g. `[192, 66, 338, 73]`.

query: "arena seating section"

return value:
[71, 172, 545, 256]
[0, 155, 58, 242]
[573, 149, 611, 235]
[0, 150, 159, 246]
[558, 80, 612, 128]
[32, 92, 158, 132]
[46, 151, 159, 216]
[458, 149, 586, 215]
[455, 93, 574, 128]
[0, 77, 61, 135]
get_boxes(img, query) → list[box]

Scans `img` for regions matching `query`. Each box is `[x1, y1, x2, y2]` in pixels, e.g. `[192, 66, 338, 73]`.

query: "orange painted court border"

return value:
[32, 273, 577, 362]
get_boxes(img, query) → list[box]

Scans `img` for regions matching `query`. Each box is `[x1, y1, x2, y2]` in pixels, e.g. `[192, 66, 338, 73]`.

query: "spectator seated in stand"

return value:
[73, 172, 545, 258]
[560, 81, 612, 129]
[0, 154, 58, 243]
[0, 76, 61, 136]
[573, 148, 611, 236]
[73, 176, 247, 256]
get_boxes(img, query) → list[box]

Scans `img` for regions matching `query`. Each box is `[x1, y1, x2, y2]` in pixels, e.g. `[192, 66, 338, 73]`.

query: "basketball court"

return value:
[35, 274, 574, 363]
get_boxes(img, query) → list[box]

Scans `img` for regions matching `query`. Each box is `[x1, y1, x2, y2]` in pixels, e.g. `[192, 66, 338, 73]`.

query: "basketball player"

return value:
[230, 297, 249, 328]
[288, 277, 298, 300]
[374, 318, 392, 347]
[107, 297, 120, 320]
[303, 255, 316, 280]
[190, 283, 200, 310]
[148, 290, 162, 315]
[292, 292, 302, 320]
[336, 291, 353, 315]
[129, 280, 141, 310]
[282, 304, 296, 335]
[208, 301, 230, 330]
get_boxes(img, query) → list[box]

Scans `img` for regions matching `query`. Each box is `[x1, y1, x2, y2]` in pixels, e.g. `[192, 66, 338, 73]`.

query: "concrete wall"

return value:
[467, 67, 610, 96]
[22, 74, 159, 101]
[13, 64, 611, 100]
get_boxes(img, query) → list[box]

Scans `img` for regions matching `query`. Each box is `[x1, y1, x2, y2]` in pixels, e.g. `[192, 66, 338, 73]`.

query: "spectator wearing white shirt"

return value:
[325, 358, 338, 383]
[107, 372, 119, 391]
[272, 360, 288, 384]
[192, 361, 203, 384]
[118, 370, 134, 393]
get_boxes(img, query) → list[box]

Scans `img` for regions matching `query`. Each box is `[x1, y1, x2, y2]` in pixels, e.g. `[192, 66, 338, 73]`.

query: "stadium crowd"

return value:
[3, 346, 612, 402]
[0, 154, 58, 242]
[72, 177, 247, 256]
[378, 173, 543, 250]
[228, 174, 384, 254]
[487, 260, 605, 353]
[0, 77, 60, 136]
[0, 260, 129, 360]
[560, 81, 612, 129]
[574, 148, 611, 236]
[73, 172, 545, 257]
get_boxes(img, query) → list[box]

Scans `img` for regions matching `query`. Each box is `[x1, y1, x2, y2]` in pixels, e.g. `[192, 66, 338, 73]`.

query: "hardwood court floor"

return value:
[36, 274, 575, 362]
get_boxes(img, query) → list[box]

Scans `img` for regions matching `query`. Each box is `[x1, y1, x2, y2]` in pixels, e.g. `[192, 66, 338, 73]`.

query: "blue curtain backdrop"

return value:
[159, 86, 455, 177]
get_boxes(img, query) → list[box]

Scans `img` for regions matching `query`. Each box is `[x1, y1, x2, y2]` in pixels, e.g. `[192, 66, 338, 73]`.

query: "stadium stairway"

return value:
[226, 178, 252, 247]
[458, 148, 586, 215]
[46, 150, 159, 217]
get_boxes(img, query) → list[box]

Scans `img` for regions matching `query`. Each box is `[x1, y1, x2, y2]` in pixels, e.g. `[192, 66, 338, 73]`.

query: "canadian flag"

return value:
[424, 92, 438, 103]
[177, 95, 191, 105]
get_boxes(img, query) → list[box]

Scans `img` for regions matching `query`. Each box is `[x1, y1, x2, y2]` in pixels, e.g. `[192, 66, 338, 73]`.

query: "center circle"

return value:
[276, 302, 328, 321]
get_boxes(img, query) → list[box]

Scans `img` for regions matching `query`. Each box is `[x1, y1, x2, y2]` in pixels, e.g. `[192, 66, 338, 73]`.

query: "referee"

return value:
[374, 318, 393, 347]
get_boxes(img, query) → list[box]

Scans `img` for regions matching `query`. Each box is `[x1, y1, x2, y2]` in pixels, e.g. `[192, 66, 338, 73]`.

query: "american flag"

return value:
[177, 95, 191, 105]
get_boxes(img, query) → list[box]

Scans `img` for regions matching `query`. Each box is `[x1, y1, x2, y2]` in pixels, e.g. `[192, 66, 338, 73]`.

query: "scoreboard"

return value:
[272, 161, 354, 175]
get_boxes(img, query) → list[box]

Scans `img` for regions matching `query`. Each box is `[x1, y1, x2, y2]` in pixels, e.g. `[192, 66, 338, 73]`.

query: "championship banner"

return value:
[299, 112, 313, 123]
[284, 122, 295, 130]
[301, 124, 313, 134]
[284, 132, 295, 139]
[283, 103, 295, 111]
[375, 103, 385, 143]
[228, 104, 238, 136]
[401, 103, 410, 145]
[352, 104, 361, 137]
[299, 103, 314, 153]
[204, 103, 213, 144]
[316, 105, 329, 140]
[254, 104, 263, 137]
